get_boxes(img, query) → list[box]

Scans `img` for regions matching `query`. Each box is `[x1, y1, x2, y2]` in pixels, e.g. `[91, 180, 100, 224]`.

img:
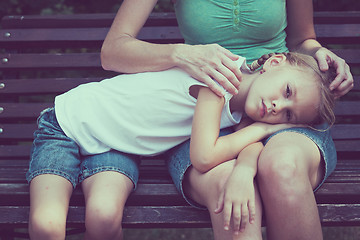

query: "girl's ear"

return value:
[263, 54, 287, 71]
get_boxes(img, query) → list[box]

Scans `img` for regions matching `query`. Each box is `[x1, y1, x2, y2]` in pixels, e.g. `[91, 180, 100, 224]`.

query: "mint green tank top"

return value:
[174, 0, 288, 63]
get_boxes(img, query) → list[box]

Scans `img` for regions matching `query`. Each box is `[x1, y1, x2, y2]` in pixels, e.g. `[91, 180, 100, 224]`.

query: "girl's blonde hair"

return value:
[248, 52, 336, 127]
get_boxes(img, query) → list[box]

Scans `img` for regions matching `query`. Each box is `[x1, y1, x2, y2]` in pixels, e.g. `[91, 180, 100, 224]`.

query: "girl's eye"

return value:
[286, 84, 291, 98]
[286, 110, 292, 122]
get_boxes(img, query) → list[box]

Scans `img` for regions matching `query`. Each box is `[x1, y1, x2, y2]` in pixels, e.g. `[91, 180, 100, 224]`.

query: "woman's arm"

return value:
[190, 87, 295, 173]
[101, 0, 175, 73]
[101, 0, 242, 96]
[286, 0, 353, 97]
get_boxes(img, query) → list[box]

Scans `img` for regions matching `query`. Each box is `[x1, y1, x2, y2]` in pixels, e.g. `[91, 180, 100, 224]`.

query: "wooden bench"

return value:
[0, 11, 359, 239]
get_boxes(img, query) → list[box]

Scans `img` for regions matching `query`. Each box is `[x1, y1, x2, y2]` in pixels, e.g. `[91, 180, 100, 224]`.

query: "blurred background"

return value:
[0, 0, 360, 18]
[1, 0, 360, 239]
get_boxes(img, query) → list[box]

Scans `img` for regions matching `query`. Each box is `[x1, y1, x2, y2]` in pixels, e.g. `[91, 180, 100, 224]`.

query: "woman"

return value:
[101, 0, 353, 239]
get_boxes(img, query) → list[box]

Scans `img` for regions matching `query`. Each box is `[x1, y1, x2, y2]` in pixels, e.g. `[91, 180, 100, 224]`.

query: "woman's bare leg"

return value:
[257, 132, 325, 240]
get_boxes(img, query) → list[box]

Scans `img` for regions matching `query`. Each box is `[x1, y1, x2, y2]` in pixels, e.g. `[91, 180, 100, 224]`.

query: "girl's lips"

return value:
[260, 100, 266, 118]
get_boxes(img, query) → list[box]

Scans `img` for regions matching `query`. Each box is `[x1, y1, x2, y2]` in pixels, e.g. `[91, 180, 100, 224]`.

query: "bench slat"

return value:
[1, 204, 360, 227]
[0, 13, 178, 29]
[0, 27, 183, 48]
[0, 25, 357, 48]
[1, 49, 359, 70]
[2, 12, 360, 29]
[1, 180, 360, 205]
[0, 78, 102, 94]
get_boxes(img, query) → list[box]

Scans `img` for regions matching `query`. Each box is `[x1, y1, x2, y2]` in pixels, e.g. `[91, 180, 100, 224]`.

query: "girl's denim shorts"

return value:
[26, 108, 140, 189]
[166, 124, 337, 209]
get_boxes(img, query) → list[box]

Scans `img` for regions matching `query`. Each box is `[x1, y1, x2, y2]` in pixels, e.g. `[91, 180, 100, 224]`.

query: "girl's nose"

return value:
[270, 100, 285, 114]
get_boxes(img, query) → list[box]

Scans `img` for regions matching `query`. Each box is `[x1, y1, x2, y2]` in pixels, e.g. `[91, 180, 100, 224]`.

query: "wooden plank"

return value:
[330, 124, 360, 140]
[335, 140, 360, 152]
[0, 26, 183, 48]
[318, 204, 360, 226]
[2, 171, 360, 199]
[0, 52, 101, 70]
[2, 50, 358, 70]
[1, 204, 360, 227]
[0, 206, 211, 228]
[0, 183, 179, 199]
[334, 101, 360, 115]
[313, 11, 360, 24]
[0, 12, 178, 29]
[0, 103, 52, 118]
[0, 78, 103, 94]
[332, 49, 360, 65]
[1, 11, 360, 29]
[314, 24, 360, 38]
[0, 25, 357, 47]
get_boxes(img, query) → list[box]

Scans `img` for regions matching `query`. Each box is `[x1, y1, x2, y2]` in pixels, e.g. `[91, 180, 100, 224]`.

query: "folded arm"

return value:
[190, 87, 293, 173]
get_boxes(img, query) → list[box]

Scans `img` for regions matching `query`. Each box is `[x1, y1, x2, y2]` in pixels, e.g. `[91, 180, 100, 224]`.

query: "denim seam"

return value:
[27, 169, 77, 188]
[79, 166, 138, 190]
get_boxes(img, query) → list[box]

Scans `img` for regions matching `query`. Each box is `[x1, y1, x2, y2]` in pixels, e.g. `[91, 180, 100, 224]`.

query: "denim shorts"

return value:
[166, 125, 337, 209]
[26, 108, 140, 189]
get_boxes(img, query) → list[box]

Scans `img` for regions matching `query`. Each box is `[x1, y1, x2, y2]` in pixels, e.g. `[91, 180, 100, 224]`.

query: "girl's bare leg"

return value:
[29, 174, 73, 240]
[257, 132, 324, 240]
[81, 171, 134, 240]
[184, 160, 263, 240]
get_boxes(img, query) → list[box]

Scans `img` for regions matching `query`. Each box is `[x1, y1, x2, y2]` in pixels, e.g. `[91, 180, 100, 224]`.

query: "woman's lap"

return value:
[166, 124, 337, 208]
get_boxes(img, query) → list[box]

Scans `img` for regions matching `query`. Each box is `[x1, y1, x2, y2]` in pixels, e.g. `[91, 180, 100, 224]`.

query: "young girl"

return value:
[169, 52, 335, 240]
[26, 52, 335, 240]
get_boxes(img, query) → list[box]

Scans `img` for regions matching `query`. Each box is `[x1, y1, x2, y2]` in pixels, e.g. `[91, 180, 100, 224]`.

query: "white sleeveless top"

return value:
[55, 57, 248, 156]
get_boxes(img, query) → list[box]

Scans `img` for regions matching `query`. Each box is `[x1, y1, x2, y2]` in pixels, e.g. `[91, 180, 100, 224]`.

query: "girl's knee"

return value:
[85, 199, 124, 238]
[188, 161, 235, 208]
[29, 209, 66, 240]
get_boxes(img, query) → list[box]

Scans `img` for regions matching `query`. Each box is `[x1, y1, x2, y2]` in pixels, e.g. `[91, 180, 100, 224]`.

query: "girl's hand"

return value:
[314, 47, 354, 98]
[173, 44, 243, 96]
[214, 169, 256, 235]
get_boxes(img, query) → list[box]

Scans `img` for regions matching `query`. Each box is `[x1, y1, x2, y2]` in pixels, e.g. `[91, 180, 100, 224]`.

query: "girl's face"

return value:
[245, 64, 321, 124]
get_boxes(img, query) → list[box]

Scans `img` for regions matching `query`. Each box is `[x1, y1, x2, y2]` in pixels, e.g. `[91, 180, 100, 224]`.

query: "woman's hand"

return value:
[314, 47, 354, 98]
[214, 167, 256, 235]
[173, 44, 243, 96]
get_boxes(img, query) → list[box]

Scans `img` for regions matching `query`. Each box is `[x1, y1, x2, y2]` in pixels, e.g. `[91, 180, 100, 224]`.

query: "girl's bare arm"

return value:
[190, 87, 295, 173]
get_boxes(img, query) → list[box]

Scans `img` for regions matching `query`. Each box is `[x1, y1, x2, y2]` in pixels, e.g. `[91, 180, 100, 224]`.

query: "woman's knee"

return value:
[259, 146, 299, 179]
[257, 135, 321, 203]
